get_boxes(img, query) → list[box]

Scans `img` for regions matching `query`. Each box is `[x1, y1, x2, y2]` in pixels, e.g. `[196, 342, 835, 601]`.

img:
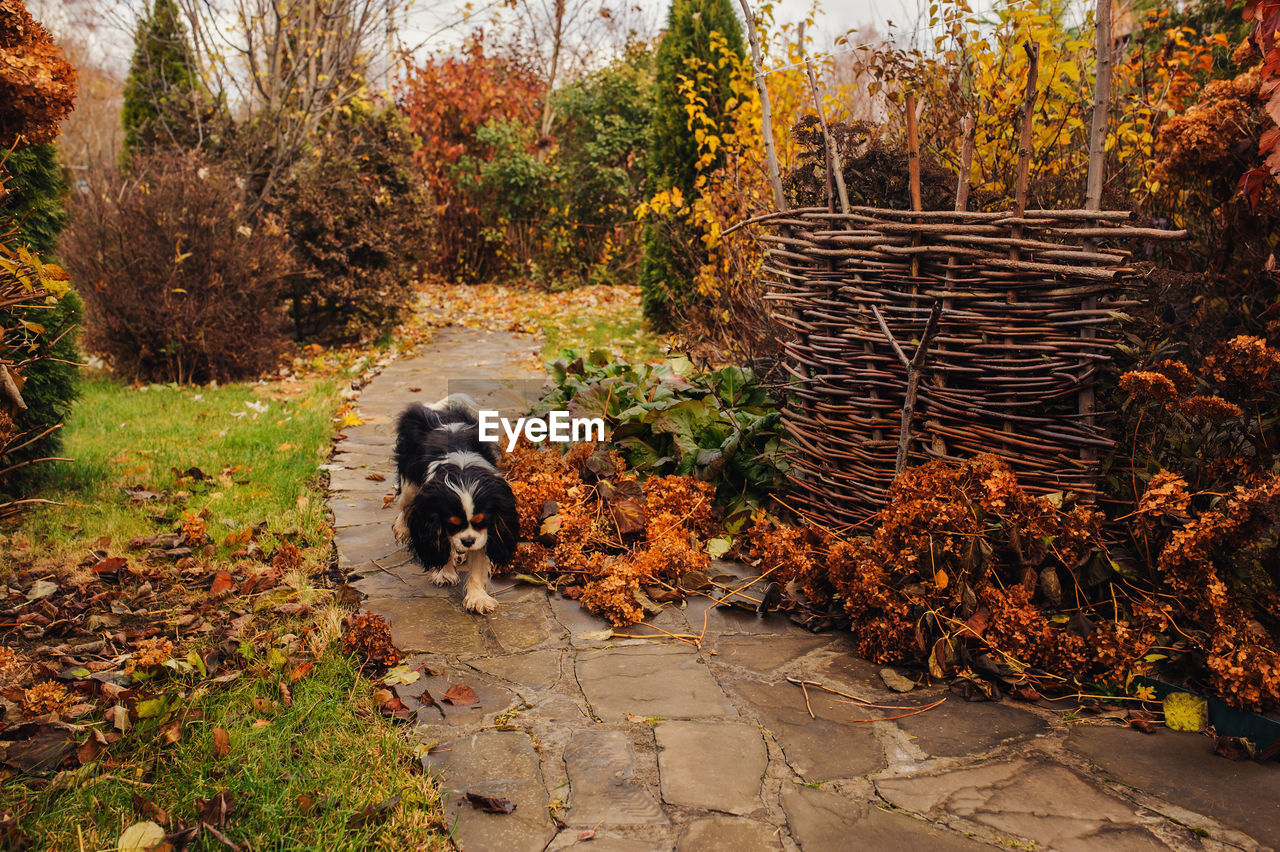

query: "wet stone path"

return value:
[330, 328, 1279, 851]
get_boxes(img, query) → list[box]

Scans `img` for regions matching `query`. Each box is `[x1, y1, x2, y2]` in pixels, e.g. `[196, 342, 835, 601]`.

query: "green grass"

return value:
[9, 654, 445, 850]
[538, 309, 663, 365]
[12, 373, 335, 557]
[1, 372, 447, 850]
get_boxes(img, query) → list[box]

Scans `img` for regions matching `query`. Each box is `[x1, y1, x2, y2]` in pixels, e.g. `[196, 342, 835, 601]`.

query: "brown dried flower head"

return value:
[22, 681, 71, 717]
[272, 541, 304, 571]
[1138, 471, 1192, 519]
[1179, 395, 1243, 421]
[1151, 359, 1195, 394]
[134, 637, 175, 668]
[1203, 335, 1280, 395]
[1119, 371, 1180, 404]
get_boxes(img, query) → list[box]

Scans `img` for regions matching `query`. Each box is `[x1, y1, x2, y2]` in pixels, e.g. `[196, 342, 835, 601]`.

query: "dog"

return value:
[392, 396, 519, 614]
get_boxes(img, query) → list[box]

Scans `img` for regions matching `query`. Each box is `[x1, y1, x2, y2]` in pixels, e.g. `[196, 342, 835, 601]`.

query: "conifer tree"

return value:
[638, 0, 745, 328]
[0, 143, 81, 486]
[121, 0, 206, 158]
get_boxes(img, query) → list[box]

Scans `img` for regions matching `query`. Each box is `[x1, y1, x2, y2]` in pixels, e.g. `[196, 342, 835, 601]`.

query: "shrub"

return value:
[0, 0, 77, 150]
[63, 150, 292, 383]
[546, 44, 654, 287]
[121, 0, 213, 159]
[397, 33, 545, 282]
[638, 0, 744, 328]
[272, 103, 430, 342]
[0, 143, 81, 489]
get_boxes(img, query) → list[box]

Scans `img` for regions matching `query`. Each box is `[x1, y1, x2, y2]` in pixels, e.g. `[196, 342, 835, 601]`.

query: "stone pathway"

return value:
[330, 328, 1279, 852]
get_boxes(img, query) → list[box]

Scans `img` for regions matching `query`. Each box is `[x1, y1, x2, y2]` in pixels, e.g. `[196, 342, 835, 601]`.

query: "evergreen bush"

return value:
[0, 143, 81, 491]
[638, 0, 744, 328]
[121, 0, 213, 159]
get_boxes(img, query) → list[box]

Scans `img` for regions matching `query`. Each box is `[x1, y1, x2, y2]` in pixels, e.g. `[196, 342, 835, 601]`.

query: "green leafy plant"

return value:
[534, 349, 787, 525]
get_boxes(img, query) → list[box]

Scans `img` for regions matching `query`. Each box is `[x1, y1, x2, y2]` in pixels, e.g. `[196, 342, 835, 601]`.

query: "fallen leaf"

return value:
[1126, 709, 1157, 735]
[1213, 735, 1255, 761]
[418, 688, 446, 719]
[879, 668, 916, 693]
[161, 721, 183, 744]
[290, 661, 315, 682]
[132, 793, 170, 828]
[0, 724, 75, 774]
[118, 821, 166, 852]
[365, 472, 386, 481]
[464, 792, 516, 814]
[196, 790, 235, 828]
[1163, 692, 1208, 732]
[381, 665, 421, 686]
[212, 728, 230, 758]
[442, 684, 478, 706]
[577, 829, 596, 841]
[346, 792, 402, 828]
[25, 579, 58, 601]
[210, 571, 235, 596]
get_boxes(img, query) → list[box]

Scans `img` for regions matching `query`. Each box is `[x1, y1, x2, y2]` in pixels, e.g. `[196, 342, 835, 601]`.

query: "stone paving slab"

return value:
[365, 596, 488, 656]
[677, 815, 781, 851]
[330, 329, 1276, 852]
[656, 721, 767, 815]
[733, 679, 886, 781]
[875, 758, 1174, 850]
[565, 729, 667, 826]
[780, 785, 986, 851]
[426, 731, 554, 852]
[578, 645, 736, 721]
[1068, 724, 1280, 848]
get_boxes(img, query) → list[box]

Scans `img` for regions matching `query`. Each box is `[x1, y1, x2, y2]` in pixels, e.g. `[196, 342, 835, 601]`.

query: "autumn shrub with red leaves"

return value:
[62, 149, 293, 383]
[396, 34, 545, 282]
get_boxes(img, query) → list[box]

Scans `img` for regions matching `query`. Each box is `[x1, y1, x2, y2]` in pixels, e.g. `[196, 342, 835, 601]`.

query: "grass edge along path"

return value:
[1, 372, 448, 850]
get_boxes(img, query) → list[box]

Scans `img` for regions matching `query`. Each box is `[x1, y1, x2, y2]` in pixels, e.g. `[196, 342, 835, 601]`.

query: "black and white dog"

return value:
[392, 397, 519, 614]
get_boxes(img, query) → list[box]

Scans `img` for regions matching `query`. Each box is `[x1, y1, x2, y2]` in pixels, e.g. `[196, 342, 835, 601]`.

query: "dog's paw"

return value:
[431, 567, 460, 586]
[463, 591, 498, 615]
[391, 512, 409, 545]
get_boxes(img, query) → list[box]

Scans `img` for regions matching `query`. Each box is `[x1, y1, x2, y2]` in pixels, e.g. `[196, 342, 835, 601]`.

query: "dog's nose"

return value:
[460, 535, 476, 548]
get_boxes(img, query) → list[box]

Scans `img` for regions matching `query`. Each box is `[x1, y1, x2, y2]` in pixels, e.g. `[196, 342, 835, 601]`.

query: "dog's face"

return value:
[444, 503, 489, 555]
[407, 469, 518, 569]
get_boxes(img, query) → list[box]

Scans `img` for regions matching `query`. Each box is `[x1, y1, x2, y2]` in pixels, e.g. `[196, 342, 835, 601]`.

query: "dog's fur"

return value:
[392, 397, 519, 614]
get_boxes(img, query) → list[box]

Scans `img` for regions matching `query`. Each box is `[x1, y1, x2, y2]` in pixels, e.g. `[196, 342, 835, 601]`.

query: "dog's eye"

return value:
[471, 514, 486, 528]
[448, 516, 464, 527]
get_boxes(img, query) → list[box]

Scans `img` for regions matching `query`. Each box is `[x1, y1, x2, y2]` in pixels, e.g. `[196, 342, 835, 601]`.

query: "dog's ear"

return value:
[407, 483, 452, 569]
[484, 479, 520, 565]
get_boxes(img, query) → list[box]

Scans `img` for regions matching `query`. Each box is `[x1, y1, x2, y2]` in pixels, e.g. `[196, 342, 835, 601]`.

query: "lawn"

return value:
[1, 371, 446, 850]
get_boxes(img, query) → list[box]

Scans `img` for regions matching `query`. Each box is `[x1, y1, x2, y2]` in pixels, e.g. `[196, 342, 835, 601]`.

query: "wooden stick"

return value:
[1013, 41, 1040, 221]
[801, 681, 815, 719]
[1086, 0, 1113, 211]
[784, 677, 934, 710]
[737, 0, 787, 212]
[847, 696, 947, 723]
[371, 558, 408, 584]
[955, 114, 975, 213]
[1081, 0, 1114, 465]
[871, 302, 944, 476]
[799, 23, 849, 215]
[906, 91, 923, 277]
